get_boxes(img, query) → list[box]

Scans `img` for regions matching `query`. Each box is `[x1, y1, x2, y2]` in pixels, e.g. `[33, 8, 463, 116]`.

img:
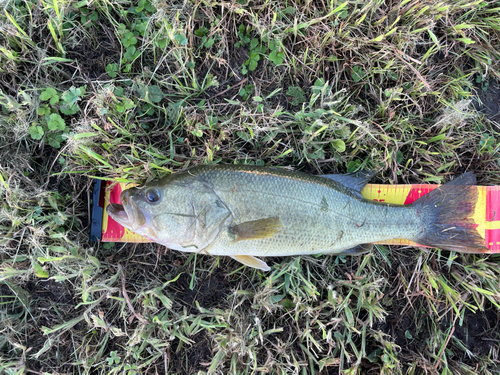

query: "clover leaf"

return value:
[146, 85, 163, 103]
[61, 86, 85, 106]
[29, 126, 44, 140]
[40, 87, 59, 105]
[106, 63, 118, 78]
[122, 31, 138, 48]
[352, 66, 366, 83]
[174, 33, 188, 46]
[47, 113, 65, 131]
[124, 46, 140, 61]
[269, 50, 284, 65]
[60, 103, 80, 115]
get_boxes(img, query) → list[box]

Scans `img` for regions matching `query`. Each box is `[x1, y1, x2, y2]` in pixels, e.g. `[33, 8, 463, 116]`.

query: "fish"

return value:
[106, 164, 488, 271]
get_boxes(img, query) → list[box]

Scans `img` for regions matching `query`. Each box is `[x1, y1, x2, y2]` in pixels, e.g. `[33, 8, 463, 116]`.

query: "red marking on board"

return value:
[403, 185, 438, 205]
[486, 187, 499, 221]
[485, 229, 500, 252]
[104, 183, 124, 239]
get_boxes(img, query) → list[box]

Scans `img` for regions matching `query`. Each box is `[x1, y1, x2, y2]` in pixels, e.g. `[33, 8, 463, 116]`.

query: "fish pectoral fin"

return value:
[228, 217, 282, 242]
[338, 243, 373, 255]
[231, 255, 270, 271]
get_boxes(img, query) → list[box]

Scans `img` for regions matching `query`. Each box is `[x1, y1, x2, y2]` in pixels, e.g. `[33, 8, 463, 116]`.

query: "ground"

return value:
[0, 0, 500, 374]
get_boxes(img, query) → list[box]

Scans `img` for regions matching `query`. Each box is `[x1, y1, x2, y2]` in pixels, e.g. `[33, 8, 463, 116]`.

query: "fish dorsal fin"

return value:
[228, 217, 282, 242]
[231, 255, 270, 271]
[320, 170, 378, 196]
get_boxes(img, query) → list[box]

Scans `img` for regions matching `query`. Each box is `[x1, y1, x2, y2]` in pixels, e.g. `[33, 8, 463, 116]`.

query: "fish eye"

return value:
[145, 189, 161, 203]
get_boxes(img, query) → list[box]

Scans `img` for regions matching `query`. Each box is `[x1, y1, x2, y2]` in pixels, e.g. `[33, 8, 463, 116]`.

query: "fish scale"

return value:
[201, 167, 421, 257]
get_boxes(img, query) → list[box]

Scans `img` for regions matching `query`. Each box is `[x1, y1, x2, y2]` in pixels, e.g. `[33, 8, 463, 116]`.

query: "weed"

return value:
[28, 86, 86, 148]
[286, 86, 306, 106]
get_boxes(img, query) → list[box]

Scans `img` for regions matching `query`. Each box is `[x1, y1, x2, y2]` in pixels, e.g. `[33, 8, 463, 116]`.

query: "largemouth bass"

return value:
[106, 165, 488, 271]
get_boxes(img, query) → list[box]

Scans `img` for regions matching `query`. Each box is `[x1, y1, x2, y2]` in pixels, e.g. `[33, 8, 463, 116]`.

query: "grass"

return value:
[1, 0, 500, 373]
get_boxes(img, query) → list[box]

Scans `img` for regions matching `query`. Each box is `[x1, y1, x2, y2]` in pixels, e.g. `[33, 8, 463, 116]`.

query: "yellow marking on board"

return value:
[102, 197, 109, 233]
[473, 186, 486, 239]
[123, 227, 150, 242]
[374, 239, 416, 246]
[485, 221, 500, 230]
[361, 184, 413, 204]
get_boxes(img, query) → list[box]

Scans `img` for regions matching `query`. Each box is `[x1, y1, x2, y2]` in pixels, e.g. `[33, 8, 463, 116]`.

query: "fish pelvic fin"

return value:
[228, 217, 282, 242]
[412, 172, 488, 253]
[231, 255, 270, 271]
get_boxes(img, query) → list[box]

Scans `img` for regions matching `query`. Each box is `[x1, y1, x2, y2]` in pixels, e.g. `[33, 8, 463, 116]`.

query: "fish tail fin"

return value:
[412, 172, 488, 253]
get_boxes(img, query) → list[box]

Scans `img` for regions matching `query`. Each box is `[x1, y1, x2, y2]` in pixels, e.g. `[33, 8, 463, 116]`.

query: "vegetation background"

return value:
[1, 0, 500, 373]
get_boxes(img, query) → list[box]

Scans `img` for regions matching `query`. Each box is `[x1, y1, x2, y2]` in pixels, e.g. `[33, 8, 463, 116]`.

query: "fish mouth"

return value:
[106, 188, 148, 231]
[107, 203, 132, 227]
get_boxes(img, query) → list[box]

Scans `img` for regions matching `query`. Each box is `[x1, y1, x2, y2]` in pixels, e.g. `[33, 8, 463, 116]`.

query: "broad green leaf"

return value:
[250, 38, 259, 49]
[352, 66, 366, 83]
[33, 261, 49, 278]
[40, 87, 58, 103]
[331, 139, 346, 152]
[48, 133, 64, 148]
[155, 38, 167, 49]
[61, 86, 85, 106]
[115, 98, 135, 113]
[47, 113, 65, 131]
[60, 103, 80, 115]
[146, 85, 164, 103]
[37, 106, 50, 116]
[248, 59, 258, 71]
[195, 26, 208, 37]
[269, 50, 284, 65]
[249, 50, 260, 60]
[122, 31, 138, 47]
[174, 33, 188, 45]
[29, 126, 44, 140]
[106, 63, 118, 78]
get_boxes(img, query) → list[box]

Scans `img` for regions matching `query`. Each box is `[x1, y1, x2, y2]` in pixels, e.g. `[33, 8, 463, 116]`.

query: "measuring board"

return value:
[91, 180, 500, 253]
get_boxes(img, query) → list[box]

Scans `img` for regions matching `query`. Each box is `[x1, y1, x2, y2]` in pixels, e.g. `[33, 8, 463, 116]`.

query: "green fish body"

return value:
[107, 165, 487, 270]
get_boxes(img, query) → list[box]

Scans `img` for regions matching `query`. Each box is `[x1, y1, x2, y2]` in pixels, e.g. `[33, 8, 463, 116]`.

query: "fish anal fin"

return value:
[338, 243, 373, 256]
[231, 255, 270, 271]
[229, 217, 282, 242]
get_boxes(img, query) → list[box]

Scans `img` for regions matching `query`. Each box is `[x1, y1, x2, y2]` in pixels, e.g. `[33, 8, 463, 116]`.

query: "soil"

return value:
[65, 23, 121, 80]
[449, 307, 499, 356]
[375, 292, 500, 370]
[23, 279, 82, 373]
[175, 270, 234, 314]
[473, 79, 500, 123]
[167, 270, 234, 373]
[169, 331, 213, 374]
